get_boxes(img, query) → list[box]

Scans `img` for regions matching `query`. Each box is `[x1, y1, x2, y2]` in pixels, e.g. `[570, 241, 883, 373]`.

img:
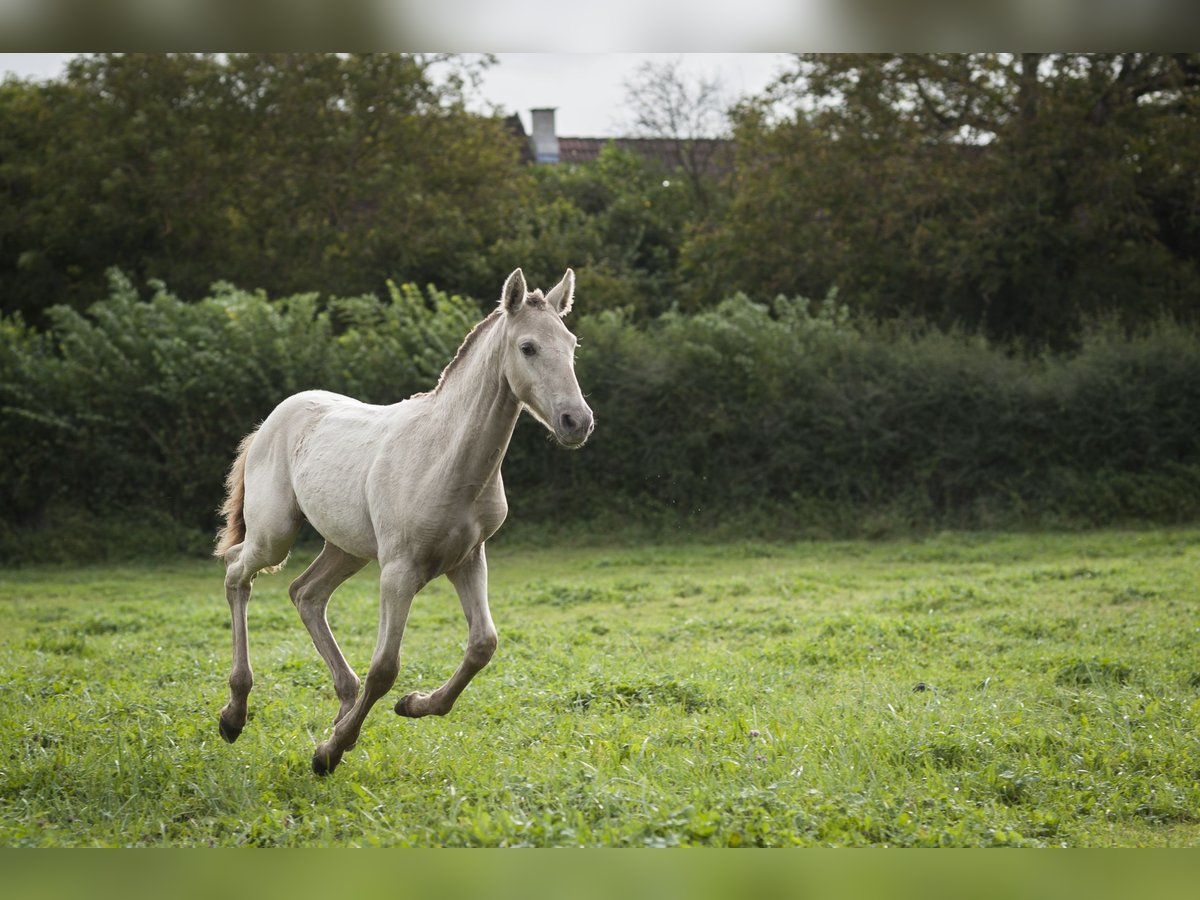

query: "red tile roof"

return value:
[557, 137, 733, 177]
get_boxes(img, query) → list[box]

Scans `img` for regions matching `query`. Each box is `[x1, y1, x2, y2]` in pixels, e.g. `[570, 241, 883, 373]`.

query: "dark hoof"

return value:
[218, 715, 243, 744]
[394, 695, 410, 716]
[312, 746, 343, 777]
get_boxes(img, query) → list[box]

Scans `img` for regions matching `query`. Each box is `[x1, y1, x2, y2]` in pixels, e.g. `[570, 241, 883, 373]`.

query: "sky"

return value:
[472, 53, 792, 137]
[0, 52, 794, 138]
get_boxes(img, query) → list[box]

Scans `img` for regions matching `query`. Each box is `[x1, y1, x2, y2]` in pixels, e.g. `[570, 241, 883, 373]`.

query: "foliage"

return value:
[693, 53, 1200, 345]
[486, 144, 703, 317]
[0, 272, 478, 545]
[1, 529, 1198, 846]
[621, 57, 731, 210]
[6, 53, 1200, 347]
[508, 292, 1200, 535]
[4, 276, 1200, 562]
[0, 53, 529, 322]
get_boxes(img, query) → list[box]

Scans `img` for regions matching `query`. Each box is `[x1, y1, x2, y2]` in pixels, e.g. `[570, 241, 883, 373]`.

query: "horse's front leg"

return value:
[396, 544, 496, 719]
[312, 560, 421, 776]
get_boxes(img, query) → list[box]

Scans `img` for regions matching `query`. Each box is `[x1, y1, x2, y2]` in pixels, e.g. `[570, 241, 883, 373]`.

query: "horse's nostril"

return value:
[561, 412, 576, 431]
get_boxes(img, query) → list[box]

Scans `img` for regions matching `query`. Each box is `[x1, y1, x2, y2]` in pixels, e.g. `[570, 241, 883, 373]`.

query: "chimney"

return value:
[530, 108, 559, 164]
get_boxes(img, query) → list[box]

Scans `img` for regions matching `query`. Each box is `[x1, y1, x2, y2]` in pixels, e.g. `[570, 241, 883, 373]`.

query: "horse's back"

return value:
[262, 389, 367, 430]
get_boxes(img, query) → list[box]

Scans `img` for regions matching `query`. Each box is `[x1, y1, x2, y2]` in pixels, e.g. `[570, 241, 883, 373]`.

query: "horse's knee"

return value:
[466, 630, 498, 669]
[337, 673, 361, 702]
[288, 579, 313, 612]
[364, 658, 400, 697]
[290, 584, 331, 623]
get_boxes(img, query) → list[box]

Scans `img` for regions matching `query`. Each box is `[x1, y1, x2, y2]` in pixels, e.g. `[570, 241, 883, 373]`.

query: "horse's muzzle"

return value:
[556, 407, 594, 448]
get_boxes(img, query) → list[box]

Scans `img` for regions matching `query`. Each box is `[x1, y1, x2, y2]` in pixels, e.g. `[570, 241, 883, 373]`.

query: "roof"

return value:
[557, 136, 733, 177]
[503, 114, 535, 164]
[502, 113, 733, 176]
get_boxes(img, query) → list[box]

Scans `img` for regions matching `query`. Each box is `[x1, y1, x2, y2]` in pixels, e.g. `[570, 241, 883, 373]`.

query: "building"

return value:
[512, 108, 734, 178]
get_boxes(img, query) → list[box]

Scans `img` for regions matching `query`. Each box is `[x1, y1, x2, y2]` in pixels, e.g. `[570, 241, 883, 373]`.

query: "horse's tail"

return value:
[214, 429, 258, 560]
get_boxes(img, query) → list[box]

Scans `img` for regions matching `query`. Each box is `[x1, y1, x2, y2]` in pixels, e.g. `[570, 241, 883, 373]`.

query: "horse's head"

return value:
[498, 268, 594, 449]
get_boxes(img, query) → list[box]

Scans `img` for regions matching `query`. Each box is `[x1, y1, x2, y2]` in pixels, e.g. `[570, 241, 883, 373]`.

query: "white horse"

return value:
[214, 268, 593, 775]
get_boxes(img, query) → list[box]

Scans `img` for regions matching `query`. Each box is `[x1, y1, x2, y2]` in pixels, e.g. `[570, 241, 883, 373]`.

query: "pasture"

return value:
[1, 528, 1198, 847]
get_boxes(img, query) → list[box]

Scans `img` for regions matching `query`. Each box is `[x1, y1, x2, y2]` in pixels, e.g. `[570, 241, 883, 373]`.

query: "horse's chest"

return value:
[473, 483, 509, 538]
[402, 489, 507, 576]
[412, 520, 485, 577]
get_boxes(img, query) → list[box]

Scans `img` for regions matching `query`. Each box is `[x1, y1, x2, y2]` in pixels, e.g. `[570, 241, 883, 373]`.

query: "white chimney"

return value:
[531, 108, 559, 164]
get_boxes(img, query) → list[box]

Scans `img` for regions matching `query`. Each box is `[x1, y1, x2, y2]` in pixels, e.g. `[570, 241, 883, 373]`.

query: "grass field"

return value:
[1, 528, 1198, 847]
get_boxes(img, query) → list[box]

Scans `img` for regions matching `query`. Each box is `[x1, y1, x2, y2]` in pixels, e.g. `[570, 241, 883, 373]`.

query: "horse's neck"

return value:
[422, 322, 520, 492]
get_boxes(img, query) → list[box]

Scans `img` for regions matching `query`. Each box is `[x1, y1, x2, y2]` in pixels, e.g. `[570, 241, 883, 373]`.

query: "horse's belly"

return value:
[302, 505, 378, 560]
[291, 460, 378, 559]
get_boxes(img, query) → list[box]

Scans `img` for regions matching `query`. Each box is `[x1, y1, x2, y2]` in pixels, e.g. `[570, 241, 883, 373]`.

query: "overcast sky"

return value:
[0, 52, 793, 138]
[474, 53, 792, 137]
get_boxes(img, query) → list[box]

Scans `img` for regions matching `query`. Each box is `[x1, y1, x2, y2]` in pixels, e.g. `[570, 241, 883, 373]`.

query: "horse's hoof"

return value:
[312, 745, 343, 777]
[218, 715, 243, 744]
[395, 693, 426, 717]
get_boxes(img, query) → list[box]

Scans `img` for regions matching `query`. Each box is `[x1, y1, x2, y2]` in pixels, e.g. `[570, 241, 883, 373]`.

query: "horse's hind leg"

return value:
[289, 542, 369, 725]
[396, 544, 496, 719]
[218, 543, 258, 743]
[218, 529, 296, 743]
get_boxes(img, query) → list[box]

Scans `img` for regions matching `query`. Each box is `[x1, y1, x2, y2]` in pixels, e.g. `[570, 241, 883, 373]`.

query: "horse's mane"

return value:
[426, 289, 546, 396]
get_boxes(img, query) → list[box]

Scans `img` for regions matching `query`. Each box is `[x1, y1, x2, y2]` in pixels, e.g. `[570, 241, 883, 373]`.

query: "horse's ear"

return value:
[545, 268, 575, 317]
[500, 268, 527, 314]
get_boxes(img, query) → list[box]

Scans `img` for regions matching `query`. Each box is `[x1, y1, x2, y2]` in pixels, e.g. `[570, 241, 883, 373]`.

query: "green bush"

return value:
[3, 277, 1200, 563]
[505, 294, 1200, 535]
[0, 272, 478, 559]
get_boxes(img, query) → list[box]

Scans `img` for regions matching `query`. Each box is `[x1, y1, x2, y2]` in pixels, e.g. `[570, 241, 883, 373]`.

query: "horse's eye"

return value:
[520, 342, 537, 358]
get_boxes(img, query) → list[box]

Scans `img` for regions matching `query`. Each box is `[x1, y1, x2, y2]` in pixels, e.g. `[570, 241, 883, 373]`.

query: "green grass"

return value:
[1, 528, 1199, 847]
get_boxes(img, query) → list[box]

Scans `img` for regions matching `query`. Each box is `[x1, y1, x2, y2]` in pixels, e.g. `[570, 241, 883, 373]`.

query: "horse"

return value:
[213, 268, 593, 775]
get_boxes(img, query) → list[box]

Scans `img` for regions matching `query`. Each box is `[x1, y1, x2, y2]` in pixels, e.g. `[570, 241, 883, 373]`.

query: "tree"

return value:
[691, 54, 1200, 345]
[0, 53, 529, 320]
[621, 57, 731, 210]
[484, 144, 698, 317]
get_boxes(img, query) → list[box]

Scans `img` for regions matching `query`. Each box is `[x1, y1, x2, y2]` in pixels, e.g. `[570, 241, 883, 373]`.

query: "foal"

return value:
[213, 268, 593, 775]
